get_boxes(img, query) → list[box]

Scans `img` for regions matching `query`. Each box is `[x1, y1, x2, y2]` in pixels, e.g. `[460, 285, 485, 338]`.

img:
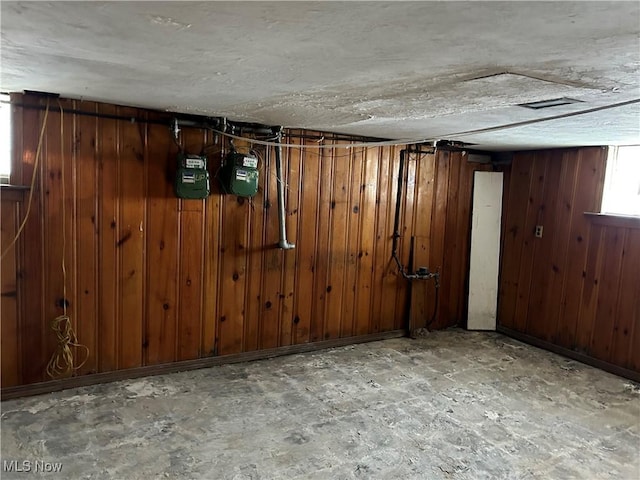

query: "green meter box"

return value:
[221, 152, 259, 198]
[175, 153, 210, 199]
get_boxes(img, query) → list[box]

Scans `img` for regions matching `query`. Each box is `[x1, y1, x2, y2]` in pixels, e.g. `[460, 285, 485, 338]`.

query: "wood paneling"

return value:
[144, 122, 180, 365]
[75, 102, 99, 375]
[291, 134, 316, 344]
[1, 94, 487, 389]
[1, 191, 22, 386]
[97, 103, 119, 373]
[498, 147, 640, 373]
[409, 151, 492, 331]
[118, 106, 146, 369]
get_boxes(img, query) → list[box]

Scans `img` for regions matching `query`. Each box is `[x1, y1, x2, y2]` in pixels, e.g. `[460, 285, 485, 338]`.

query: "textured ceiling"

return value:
[1, 1, 639, 150]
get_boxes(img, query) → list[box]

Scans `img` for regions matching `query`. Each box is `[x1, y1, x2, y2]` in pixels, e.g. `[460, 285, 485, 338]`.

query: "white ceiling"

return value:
[1, 1, 639, 150]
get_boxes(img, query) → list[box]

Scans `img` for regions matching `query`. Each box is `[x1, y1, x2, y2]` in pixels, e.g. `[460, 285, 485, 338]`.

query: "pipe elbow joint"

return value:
[279, 241, 296, 250]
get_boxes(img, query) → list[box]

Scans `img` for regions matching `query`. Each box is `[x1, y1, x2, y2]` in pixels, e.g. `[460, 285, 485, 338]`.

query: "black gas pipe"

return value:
[393, 148, 440, 330]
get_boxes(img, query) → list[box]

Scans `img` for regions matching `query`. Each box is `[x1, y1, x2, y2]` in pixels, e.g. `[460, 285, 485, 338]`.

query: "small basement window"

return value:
[0, 94, 10, 183]
[601, 145, 640, 217]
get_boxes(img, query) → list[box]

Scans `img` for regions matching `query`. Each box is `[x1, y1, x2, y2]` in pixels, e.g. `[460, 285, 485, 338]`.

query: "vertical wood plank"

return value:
[310, 144, 333, 341]
[117, 107, 145, 369]
[176, 128, 206, 360]
[217, 141, 250, 355]
[394, 149, 416, 330]
[342, 147, 364, 337]
[325, 143, 349, 339]
[556, 148, 607, 348]
[16, 96, 45, 384]
[454, 159, 483, 326]
[97, 103, 119, 372]
[589, 227, 625, 361]
[1, 199, 20, 386]
[539, 150, 580, 344]
[259, 145, 284, 349]
[610, 229, 640, 369]
[354, 147, 379, 336]
[202, 131, 222, 357]
[243, 145, 266, 352]
[178, 210, 204, 359]
[629, 303, 640, 373]
[575, 224, 605, 353]
[512, 153, 549, 333]
[499, 161, 511, 290]
[61, 99, 79, 369]
[42, 105, 66, 375]
[280, 135, 301, 346]
[429, 150, 450, 329]
[217, 195, 248, 355]
[525, 151, 563, 339]
[294, 139, 320, 344]
[145, 122, 179, 365]
[497, 153, 534, 329]
[74, 102, 99, 374]
[410, 152, 436, 331]
[440, 151, 462, 327]
[379, 146, 400, 332]
[369, 147, 389, 334]
[6, 94, 25, 385]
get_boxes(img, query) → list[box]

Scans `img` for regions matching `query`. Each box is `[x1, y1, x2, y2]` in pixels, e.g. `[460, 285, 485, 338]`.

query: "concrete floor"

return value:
[1, 330, 639, 479]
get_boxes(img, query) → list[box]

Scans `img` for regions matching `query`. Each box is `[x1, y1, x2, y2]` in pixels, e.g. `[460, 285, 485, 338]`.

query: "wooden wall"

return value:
[1, 94, 490, 388]
[498, 147, 640, 374]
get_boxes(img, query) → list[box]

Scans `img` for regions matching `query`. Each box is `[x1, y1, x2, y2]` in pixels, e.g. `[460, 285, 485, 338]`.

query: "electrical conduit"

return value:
[274, 129, 295, 250]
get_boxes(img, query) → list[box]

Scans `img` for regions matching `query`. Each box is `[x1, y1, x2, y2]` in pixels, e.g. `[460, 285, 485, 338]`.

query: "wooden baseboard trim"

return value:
[1, 330, 406, 401]
[497, 326, 640, 383]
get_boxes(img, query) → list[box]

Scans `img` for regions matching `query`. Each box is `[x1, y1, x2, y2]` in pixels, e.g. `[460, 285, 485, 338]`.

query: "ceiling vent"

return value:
[519, 97, 583, 109]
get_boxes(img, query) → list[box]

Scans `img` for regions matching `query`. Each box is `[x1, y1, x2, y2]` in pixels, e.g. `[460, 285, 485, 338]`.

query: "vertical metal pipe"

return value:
[275, 129, 295, 250]
[392, 150, 406, 272]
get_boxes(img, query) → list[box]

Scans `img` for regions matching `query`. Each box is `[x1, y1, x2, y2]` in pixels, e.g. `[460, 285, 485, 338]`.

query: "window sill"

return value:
[0, 184, 31, 191]
[584, 212, 640, 229]
[0, 184, 30, 202]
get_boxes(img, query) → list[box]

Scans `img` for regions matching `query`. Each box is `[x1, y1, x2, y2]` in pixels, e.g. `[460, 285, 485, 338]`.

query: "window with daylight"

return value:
[0, 94, 10, 183]
[601, 145, 640, 217]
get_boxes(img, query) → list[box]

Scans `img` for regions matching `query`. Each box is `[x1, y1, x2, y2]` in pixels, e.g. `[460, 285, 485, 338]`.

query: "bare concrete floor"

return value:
[1, 330, 639, 479]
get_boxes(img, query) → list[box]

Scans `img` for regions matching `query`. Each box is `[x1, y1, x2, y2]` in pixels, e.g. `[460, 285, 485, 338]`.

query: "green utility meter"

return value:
[175, 153, 210, 199]
[221, 152, 259, 198]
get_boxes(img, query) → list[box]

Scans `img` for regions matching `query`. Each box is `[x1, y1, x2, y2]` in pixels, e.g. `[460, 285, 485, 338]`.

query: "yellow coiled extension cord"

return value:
[45, 315, 89, 379]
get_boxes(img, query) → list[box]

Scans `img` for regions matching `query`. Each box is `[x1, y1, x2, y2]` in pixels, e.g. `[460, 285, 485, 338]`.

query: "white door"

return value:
[467, 171, 503, 330]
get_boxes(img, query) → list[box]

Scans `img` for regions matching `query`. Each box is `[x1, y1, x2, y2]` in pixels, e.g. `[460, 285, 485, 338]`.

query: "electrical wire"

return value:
[447, 97, 640, 139]
[0, 98, 88, 376]
[45, 314, 89, 379]
[45, 101, 89, 379]
[287, 145, 367, 160]
[207, 97, 640, 150]
[0, 100, 50, 260]
[249, 148, 265, 171]
[6, 96, 638, 150]
[249, 143, 368, 197]
[209, 127, 428, 149]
